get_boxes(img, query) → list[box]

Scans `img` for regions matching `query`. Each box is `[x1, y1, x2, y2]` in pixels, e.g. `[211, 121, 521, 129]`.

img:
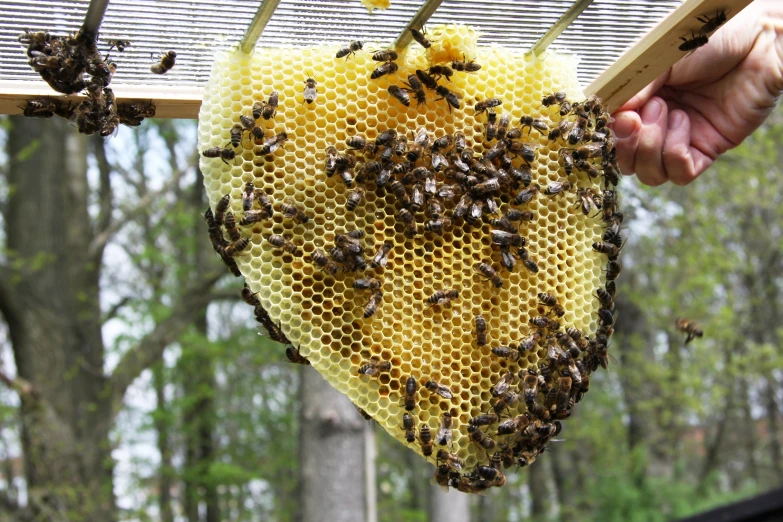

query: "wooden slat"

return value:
[585, 0, 753, 112]
[0, 81, 203, 119]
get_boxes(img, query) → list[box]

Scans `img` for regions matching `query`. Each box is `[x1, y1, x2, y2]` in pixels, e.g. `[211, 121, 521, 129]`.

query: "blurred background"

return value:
[0, 107, 781, 522]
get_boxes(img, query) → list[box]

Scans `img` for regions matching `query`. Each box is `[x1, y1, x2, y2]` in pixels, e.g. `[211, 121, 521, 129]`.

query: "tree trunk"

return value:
[764, 374, 783, 478]
[298, 367, 368, 522]
[739, 377, 759, 482]
[429, 486, 470, 522]
[1, 117, 115, 521]
[153, 365, 175, 522]
[549, 448, 569, 521]
[528, 461, 549, 519]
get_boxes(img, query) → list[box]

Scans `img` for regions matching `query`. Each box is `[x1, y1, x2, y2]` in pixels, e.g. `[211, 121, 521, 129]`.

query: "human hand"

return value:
[612, 0, 783, 186]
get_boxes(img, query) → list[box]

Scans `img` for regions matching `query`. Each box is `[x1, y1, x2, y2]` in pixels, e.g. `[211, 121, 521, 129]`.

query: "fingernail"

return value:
[641, 99, 662, 125]
[613, 113, 635, 139]
[669, 110, 684, 130]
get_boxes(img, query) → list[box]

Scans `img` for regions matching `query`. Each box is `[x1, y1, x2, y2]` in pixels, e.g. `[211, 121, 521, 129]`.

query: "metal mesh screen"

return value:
[0, 0, 682, 90]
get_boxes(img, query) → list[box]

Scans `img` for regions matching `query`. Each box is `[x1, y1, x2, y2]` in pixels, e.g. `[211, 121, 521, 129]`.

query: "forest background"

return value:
[0, 105, 781, 522]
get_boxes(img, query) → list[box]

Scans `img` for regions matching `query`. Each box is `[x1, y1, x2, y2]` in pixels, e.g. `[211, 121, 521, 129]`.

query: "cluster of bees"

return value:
[201, 34, 624, 491]
[678, 9, 728, 51]
[18, 30, 171, 135]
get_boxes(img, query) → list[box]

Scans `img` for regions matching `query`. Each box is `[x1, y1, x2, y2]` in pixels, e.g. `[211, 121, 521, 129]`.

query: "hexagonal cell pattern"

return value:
[198, 25, 616, 488]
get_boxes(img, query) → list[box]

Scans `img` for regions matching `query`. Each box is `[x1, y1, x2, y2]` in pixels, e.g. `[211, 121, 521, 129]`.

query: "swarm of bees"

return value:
[678, 9, 728, 52]
[18, 30, 159, 135]
[199, 31, 622, 493]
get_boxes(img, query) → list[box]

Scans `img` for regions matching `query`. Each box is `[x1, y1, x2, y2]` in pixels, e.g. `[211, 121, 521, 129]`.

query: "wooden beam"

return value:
[585, 0, 754, 112]
[0, 81, 203, 119]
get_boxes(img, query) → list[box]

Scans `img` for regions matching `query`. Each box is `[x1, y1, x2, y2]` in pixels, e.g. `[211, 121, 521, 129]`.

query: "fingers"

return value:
[612, 111, 641, 176]
[662, 110, 714, 185]
[615, 71, 670, 112]
[632, 98, 669, 186]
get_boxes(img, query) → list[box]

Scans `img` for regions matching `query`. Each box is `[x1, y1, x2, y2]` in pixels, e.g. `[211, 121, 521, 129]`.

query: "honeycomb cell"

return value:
[199, 25, 617, 492]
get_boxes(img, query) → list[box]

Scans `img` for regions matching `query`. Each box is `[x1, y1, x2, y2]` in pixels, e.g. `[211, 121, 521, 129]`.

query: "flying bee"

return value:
[679, 32, 709, 52]
[345, 187, 365, 211]
[519, 116, 548, 134]
[426, 289, 459, 306]
[402, 413, 416, 443]
[371, 242, 393, 268]
[388, 85, 410, 106]
[492, 390, 518, 414]
[311, 248, 340, 275]
[266, 234, 299, 255]
[202, 146, 236, 164]
[107, 39, 130, 52]
[409, 27, 432, 48]
[419, 423, 433, 456]
[451, 54, 481, 72]
[475, 98, 502, 114]
[436, 449, 463, 470]
[222, 237, 250, 257]
[259, 131, 288, 155]
[363, 290, 383, 318]
[358, 358, 392, 376]
[475, 315, 487, 346]
[435, 412, 454, 446]
[697, 9, 728, 34]
[279, 201, 309, 224]
[150, 50, 176, 74]
[261, 91, 279, 120]
[404, 376, 417, 411]
[544, 180, 572, 196]
[492, 372, 514, 397]
[541, 91, 567, 107]
[467, 424, 496, 450]
[491, 230, 525, 247]
[428, 65, 453, 82]
[285, 345, 310, 365]
[303, 77, 317, 104]
[485, 110, 498, 141]
[497, 414, 529, 435]
[435, 86, 461, 111]
[475, 262, 503, 288]
[336, 40, 363, 59]
[425, 380, 454, 400]
[675, 318, 703, 344]
[491, 346, 520, 362]
[370, 61, 398, 79]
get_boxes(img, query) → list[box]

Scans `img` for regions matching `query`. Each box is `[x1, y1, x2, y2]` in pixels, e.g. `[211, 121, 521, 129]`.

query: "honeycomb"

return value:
[361, 0, 391, 13]
[198, 25, 619, 492]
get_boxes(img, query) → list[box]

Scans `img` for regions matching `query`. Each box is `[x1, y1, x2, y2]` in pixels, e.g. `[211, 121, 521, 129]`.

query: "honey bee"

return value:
[229, 123, 245, 148]
[402, 413, 416, 442]
[419, 423, 433, 456]
[475, 315, 487, 346]
[492, 390, 518, 414]
[529, 315, 558, 329]
[541, 91, 567, 107]
[335, 233, 364, 255]
[211, 194, 230, 227]
[223, 212, 240, 242]
[513, 183, 539, 205]
[279, 201, 309, 224]
[544, 180, 572, 196]
[371, 242, 393, 268]
[477, 463, 506, 487]
[107, 39, 131, 52]
[492, 372, 514, 397]
[237, 209, 267, 226]
[409, 27, 432, 48]
[605, 260, 622, 281]
[475, 98, 502, 114]
[451, 54, 481, 72]
[352, 277, 381, 292]
[484, 110, 498, 141]
[675, 318, 703, 344]
[346, 135, 369, 151]
[370, 61, 398, 79]
[475, 262, 503, 288]
[266, 234, 299, 255]
[436, 449, 464, 470]
[425, 380, 454, 400]
[556, 376, 572, 414]
[404, 376, 417, 411]
[427, 65, 453, 83]
[358, 358, 392, 376]
[303, 77, 317, 104]
[202, 146, 236, 164]
[435, 412, 454, 446]
[527, 402, 550, 421]
[499, 247, 516, 271]
[435, 86, 461, 111]
[679, 32, 709, 52]
[468, 424, 496, 450]
[538, 292, 565, 316]
[240, 285, 261, 307]
[22, 98, 58, 118]
[150, 50, 176, 74]
[372, 49, 398, 62]
[497, 113, 511, 140]
[239, 115, 264, 141]
[259, 131, 288, 155]
[697, 10, 728, 34]
[517, 248, 539, 274]
[363, 290, 383, 318]
[426, 289, 459, 306]
[491, 230, 525, 247]
[522, 373, 539, 404]
[519, 116, 548, 134]
[311, 248, 340, 275]
[387, 85, 410, 107]
[336, 40, 363, 59]
[222, 237, 250, 257]
[261, 91, 279, 120]
[592, 241, 620, 257]
[556, 331, 580, 358]
[254, 188, 274, 216]
[423, 217, 452, 233]
[576, 187, 601, 215]
[254, 304, 289, 344]
[518, 330, 541, 352]
[491, 346, 520, 362]
[497, 414, 530, 435]
[469, 414, 498, 427]
[285, 345, 310, 365]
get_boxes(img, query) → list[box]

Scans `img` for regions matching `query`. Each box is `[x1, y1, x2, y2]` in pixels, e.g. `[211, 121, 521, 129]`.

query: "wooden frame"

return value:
[0, 0, 753, 119]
